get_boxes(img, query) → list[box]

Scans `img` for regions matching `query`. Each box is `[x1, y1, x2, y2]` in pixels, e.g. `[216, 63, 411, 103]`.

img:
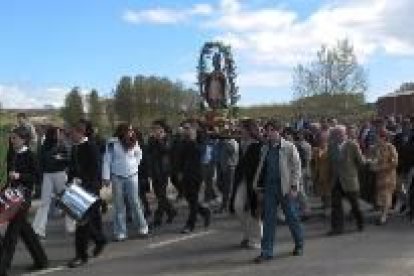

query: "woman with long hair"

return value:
[102, 123, 148, 241]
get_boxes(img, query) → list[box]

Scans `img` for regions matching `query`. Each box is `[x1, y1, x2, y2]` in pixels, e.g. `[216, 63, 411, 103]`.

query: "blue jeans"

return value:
[261, 193, 304, 257]
[112, 175, 148, 237]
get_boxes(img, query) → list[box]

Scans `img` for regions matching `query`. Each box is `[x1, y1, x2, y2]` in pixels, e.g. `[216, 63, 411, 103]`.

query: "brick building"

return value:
[377, 83, 414, 117]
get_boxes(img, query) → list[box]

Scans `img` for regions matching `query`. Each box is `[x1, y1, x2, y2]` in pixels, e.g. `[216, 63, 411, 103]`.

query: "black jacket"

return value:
[7, 147, 38, 200]
[394, 131, 414, 174]
[39, 144, 69, 173]
[68, 140, 101, 194]
[147, 137, 171, 181]
[170, 135, 185, 174]
[230, 141, 262, 215]
[180, 139, 202, 183]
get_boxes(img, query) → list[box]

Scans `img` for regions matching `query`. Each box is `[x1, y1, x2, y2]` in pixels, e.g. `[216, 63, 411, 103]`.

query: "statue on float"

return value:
[198, 41, 239, 111]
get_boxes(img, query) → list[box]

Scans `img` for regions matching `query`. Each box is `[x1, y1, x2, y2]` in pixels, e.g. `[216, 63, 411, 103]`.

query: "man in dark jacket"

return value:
[230, 119, 262, 249]
[179, 121, 211, 233]
[170, 127, 185, 201]
[67, 125, 107, 268]
[147, 120, 177, 228]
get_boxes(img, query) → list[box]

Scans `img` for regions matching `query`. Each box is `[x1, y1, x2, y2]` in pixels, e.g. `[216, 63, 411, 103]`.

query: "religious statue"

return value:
[204, 53, 227, 109]
[198, 41, 239, 111]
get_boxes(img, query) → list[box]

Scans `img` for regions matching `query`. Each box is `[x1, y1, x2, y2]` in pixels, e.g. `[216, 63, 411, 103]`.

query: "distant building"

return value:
[377, 83, 414, 117]
[43, 104, 56, 110]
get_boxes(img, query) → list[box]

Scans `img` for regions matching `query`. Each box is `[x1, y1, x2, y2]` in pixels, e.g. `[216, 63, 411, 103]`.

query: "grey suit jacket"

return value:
[329, 139, 365, 192]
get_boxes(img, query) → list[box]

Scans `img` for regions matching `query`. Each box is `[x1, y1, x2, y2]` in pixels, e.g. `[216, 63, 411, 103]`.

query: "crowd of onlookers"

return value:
[2, 112, 414, 270]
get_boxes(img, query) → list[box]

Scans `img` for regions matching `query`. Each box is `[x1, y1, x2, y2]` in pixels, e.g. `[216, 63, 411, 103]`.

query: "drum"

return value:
[56, 183, 99, 223]
[0, 188, 25, 224]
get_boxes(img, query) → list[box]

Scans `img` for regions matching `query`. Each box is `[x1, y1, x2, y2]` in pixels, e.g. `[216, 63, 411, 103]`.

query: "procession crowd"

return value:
[1, 112, 414, 274]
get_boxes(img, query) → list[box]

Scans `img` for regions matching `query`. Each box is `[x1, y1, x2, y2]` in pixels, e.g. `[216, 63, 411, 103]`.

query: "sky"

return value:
[1, 0, 414, 108]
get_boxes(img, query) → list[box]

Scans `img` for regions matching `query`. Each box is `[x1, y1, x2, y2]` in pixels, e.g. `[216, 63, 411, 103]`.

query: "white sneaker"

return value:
[138, 225, 149, 235]
[114, 233, 127, 242]
[277, 212, 286, 222]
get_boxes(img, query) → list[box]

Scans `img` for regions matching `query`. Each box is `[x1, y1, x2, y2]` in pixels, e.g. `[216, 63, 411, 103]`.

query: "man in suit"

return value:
[328, 125, 366, 235]
[179, 121, 211, 233]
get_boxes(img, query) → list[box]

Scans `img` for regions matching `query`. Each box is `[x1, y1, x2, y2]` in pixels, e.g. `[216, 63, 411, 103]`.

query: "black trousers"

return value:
[139, 179, 151, 218]
[360, 166, 376, 205]
[183, 177, 209, 229]
[170, 172, 184, 197]
[75, 203, 106, 260]
[216, 166, 235, 210]
[152, 176, 176, 224]
[202, 163, 217, 202]
[331, 180, 364, 232]
[0, 209, 48, 276]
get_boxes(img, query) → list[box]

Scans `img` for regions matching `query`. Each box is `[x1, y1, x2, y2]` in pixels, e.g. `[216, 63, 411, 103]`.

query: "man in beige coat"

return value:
[328, 125, 366, 235]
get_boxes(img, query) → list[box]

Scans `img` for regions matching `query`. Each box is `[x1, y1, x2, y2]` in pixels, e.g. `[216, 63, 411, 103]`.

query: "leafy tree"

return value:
[114, 76, 135, 123]
[293, 39, 368, 98]
[88, 89, 102, 130]
[113, 75, 199, 127]
[61, 87, 85, 126]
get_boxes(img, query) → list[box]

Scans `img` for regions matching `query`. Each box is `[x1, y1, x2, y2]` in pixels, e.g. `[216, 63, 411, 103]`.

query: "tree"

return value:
[88, 89, 103, 130]
[399, 82, 414, 92]
[114, 76, 135, 123]
[112, 74, 200, 127]
[61, 87, 85, 126]
[293, 39, 368, 98]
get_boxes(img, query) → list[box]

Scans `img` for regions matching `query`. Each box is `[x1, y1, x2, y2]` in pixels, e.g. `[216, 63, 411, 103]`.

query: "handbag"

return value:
[100, 183, 112, 203]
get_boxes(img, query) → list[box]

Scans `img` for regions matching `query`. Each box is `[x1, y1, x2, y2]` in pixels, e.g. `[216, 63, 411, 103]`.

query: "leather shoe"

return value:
[181, 226, 194, 234]
[25, 261, 48, 271]
[93, 241, 107, 257]
[240, 239, 250, 248]
[68, 257, 88, 268]
[292, 246, 304, 256]
[254, 255, 273, 264]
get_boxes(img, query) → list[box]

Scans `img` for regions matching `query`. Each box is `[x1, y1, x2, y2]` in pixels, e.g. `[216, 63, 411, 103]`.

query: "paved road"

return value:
[6, 201, 414, 276]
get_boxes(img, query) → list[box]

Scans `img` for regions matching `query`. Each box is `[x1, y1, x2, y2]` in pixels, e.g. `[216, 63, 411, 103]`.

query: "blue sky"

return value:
[1, 0, 414, 108]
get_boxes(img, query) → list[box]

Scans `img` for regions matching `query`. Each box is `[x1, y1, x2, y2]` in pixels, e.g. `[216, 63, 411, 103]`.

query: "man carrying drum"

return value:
[66, 123, 107, 268]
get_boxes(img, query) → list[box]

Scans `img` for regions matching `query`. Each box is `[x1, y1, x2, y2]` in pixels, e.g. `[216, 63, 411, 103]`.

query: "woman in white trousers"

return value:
[32, 126, 74, 238]
[234, 180, 262, 248]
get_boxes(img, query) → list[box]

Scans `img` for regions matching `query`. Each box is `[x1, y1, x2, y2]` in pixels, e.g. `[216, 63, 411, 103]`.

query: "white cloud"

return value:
[122, 3, 213, 25]
[0, 85, 91, 109]
[190, 4, 214, 16]
[211, 0, 414, 68]
[123, 9, 186, 24]
[0, 85, 43, 109]
[238, 70, 291, 88]
[124, 0, 414, 102]
[219, 0, 241, 14]
[178, 72, 197, 87]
